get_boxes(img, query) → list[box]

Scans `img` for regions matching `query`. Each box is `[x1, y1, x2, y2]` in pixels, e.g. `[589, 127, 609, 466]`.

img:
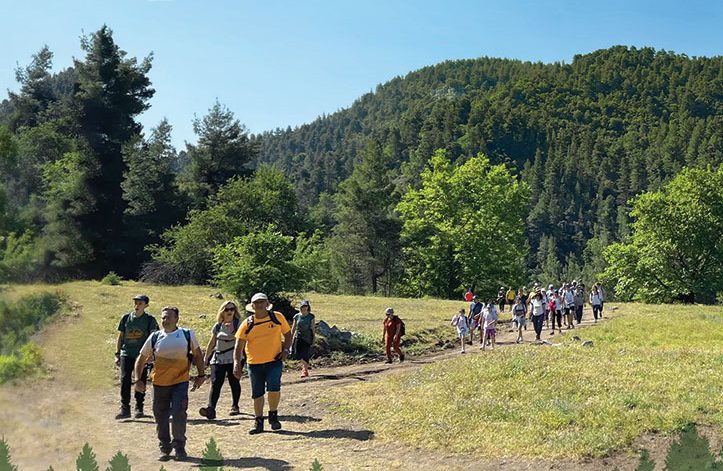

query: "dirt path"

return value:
[0, 311, 662, 471]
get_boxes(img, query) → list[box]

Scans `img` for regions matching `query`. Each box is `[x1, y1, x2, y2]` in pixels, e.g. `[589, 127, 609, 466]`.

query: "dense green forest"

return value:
[1, 26, 721, 302]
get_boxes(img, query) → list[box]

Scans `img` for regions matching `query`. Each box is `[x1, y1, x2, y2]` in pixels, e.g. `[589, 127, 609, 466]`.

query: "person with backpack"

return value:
[562, 283, 576, 329]
[468, 296, 483, 344]
[481, 301, 498, 350]
[290, 299, 315, 378]
[134, 306, 206, 461]
[199, 301, 242, 421]
[511, 296, 527, 343]
[529, 291, 546, 342]
[574, 285, 585, 324]
[589, 285, 603, 322]
[382, 307, 405, 363]
[548, 291, 562, 335]
[233, 292, 292, 435]
[451, 308, 469, 354]
[497, 287, 506, 313]
[505, 287, 516, 311]
[114, 294, 159, 420]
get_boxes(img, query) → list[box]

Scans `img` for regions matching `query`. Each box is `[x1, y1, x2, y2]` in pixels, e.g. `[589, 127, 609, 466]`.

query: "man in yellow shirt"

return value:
[234, 293, 292, 434]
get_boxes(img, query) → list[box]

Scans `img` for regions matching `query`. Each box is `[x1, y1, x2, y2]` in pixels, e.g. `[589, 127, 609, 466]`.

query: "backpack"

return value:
[150, 328, 193, 363]
[245, 311, 282, 335]
[212, 318, 241, 355]
[398, 318, 406, 337]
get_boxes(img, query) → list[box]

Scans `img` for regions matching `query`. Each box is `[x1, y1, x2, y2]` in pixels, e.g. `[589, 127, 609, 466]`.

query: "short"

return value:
[457, 330, 469, 338]
[514, 315, 527, 328]
[292, 337, 312, 362]
[485, 328, 496, 337]
[247, 360, 283, 399]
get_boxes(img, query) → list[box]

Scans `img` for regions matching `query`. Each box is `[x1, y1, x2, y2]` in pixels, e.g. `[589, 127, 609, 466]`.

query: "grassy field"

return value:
[0, 281, 468, 387]
[325, 303, 723, 459]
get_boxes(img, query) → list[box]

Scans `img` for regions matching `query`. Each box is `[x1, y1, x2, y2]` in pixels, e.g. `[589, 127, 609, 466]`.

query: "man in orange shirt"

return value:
[233, 293, 292, 434]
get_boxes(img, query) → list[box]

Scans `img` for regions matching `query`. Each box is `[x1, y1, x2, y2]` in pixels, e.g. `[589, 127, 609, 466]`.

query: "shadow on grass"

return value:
[187, 417, 252, 426]
[274, 428, 373, 441]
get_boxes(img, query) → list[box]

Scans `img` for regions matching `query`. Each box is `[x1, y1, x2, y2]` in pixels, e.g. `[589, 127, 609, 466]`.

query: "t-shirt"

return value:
[451, 314, 469, 334]
[482, 309, 498, 330]
[211, 321, 239, 365]
[506, 289, 516, 301]
[384, 316, 403, 336]
[235, 312, 291, 365]
[563, 290, 575, 308]
[140, 328, 200, 387]
[293, 312, 315, 344]
[531, 298, 545, 316]
[117, 312, 159, 358]
[590, 292, 602, 306]
[512, 303, 526, 317]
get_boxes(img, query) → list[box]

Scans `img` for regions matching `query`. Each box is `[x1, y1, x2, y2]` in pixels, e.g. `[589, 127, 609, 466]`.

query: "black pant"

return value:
[553, 310, 562, 328]
[207, 363, 241, 410]
[153, 382, 188, 452]
[592, 304, 602, 320]
[120, 355, 148, 410]
[575, 306, 583, 323]
[532, 315, 544, 338]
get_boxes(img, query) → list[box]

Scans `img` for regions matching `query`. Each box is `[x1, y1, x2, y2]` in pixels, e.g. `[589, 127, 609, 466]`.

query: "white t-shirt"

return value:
[590, 292, 602, 306]
[451, 314, 469, 334]
[531, 298, 545, 316]
[140, 327, 200, 386]
[482, 309, 498, 329]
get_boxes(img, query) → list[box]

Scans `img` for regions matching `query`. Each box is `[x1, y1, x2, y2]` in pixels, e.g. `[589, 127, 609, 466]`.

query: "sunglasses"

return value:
[224, 306, 236, 312]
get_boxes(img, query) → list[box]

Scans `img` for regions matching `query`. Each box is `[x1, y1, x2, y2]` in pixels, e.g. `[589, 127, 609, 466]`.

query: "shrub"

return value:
[0, 292, 64, 354]
[100, 271, 123, 286]
[0, 231, 44, 283]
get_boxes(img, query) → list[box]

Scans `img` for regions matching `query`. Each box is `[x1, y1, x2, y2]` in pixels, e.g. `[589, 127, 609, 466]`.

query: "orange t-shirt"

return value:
[235, 312, 291, 364]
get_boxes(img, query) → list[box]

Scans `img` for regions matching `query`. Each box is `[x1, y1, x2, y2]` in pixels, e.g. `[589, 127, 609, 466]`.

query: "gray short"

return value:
[514, 315, 527, 327]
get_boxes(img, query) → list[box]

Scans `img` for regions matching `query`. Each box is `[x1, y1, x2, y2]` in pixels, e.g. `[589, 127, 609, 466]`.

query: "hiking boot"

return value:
[384, 359, 393, 364]
[249, 416, 264, 435]
[174, 446, 188, 460]
[158, 450, 171, 462]
[399, 354, 405, 363]
[229, 405, 241, 416]
[199, 406, 216, 420]
[268, 410, 282, 430]
[115, 406, 131, 420]
[133, 406, 144, 419]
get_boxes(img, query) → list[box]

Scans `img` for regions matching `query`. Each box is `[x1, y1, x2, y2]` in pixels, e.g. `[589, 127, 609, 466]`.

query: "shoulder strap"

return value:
[182, 328, 193, 360]
[233, 317, 241, 331]
[245, 315, 255, 334]
[150, 331, 160, 350]
[268, 311, 282, 325]
[120, 313, 130, 332]
[213, 322, 222, 335]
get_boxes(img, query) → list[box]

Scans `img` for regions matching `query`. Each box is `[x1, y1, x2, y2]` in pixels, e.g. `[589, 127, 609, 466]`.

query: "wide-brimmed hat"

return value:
[245, 293, 273, 312]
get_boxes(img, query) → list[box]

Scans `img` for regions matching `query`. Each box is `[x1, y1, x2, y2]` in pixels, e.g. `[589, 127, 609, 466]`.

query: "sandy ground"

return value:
[0, 311, 703, 471]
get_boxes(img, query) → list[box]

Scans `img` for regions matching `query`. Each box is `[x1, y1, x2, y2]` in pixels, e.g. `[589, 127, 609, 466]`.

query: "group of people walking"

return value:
[114, 292, 316, 461]
[454, 281, 605, 352]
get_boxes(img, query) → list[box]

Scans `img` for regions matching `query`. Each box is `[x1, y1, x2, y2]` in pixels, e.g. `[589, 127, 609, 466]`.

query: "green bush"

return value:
[100, 272, 123, 286]
[0, 292, 64, 354]
[0, 343, 43, 384]
[0, 231, 44, 283]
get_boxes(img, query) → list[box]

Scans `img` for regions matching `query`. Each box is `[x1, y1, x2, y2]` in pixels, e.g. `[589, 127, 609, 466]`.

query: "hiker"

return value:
[574, 285, 585, 324]
[596, 282, 606, 317]
[562, 284, 576, 329]
[233, 292, 292, 434]
[382, 307, 405, 363]
[481, 302, 498, 350]
[464, 287, 474, 302]
[115, 294, 159, 419]
[134, 306, 205, 461]
[497, 287, 506, 312]
[290, 299, 316, 378]
[200, 300, 242, 420]
[512, 296, 527, 343]
[469, 295, 483, 344]
[589, 285, 603, 322]
[482, 299, 497, 346]
[529, 291, 546, 342]
[451, 308, 469, 353]
[505, 287, 516, 312]
[549, 291, 562, 335]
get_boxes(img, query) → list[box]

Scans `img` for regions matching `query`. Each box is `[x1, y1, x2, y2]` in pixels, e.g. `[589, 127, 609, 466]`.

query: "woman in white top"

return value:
[451, 308, 469, 353]
[589, 286, 603, 322]
[511, 296, 527, 343]
[529, 291, 546, 342]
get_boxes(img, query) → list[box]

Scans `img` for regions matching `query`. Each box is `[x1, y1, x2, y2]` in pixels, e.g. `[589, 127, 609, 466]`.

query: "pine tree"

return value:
[664, 425, 717, 470]
[75, 443, 99, 471]
[105, 451, 130, 471]
[634, 449, 655, 471]
[200, 437, 224, 470]
[0, 437, 19, 471]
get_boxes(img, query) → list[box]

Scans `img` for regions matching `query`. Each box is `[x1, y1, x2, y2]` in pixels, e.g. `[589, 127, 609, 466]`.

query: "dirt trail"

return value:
[0, 311, 661, 471]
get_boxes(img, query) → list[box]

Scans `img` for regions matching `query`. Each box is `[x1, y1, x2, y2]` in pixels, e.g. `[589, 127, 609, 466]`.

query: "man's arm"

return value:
[190, 344, 206, 390]
[233, 338, 246, 379]
[281, 331, 292, 360]
[133, 352, 150, 393]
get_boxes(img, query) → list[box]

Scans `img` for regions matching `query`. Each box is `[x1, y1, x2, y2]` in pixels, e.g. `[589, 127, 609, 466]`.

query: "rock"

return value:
[199, 313, 207, 319]
[611, 306, 618, 311]
[210, 292, 224, 299]
[582, 340, 593, 347]
[572, 335, 581, 341]
[542, 340, 553, 346]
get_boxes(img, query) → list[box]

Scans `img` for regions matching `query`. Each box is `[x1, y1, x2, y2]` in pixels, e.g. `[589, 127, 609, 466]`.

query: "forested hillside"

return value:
[256, 46, 723, 282]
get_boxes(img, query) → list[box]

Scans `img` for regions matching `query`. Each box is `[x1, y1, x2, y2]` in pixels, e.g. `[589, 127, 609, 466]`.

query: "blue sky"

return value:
[1, 0, 721, 147]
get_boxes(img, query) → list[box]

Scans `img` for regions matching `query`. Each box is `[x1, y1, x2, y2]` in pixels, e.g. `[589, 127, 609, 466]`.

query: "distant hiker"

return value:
[497, 287, 506, 312]
[483, 299, 497, 346]
[549, 291, 562, 335]
[545, 284, 556, 330]
[469, 296, 483, 344]
[574, 285, 585, 324]
[451, 308, 469, 353]
[134, 306, 205, 461]
[589, 286, 603, 322]
[290, 299, 316, 378]
[519, 286, 529, 309]
[464, 287, 474, 302]
[115, 294, 159, 420]
[505, 287, 516, 311]
[596, 282, 606, 317]
[512, 297, 527, 343]
[233, 293, 292, 435]
[481, 302, 498, 350]
[382, 307, 405, 363]
[562, 284, 576, 329]
[200, 300, 242, 421]
[529, 291, 546, 342]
